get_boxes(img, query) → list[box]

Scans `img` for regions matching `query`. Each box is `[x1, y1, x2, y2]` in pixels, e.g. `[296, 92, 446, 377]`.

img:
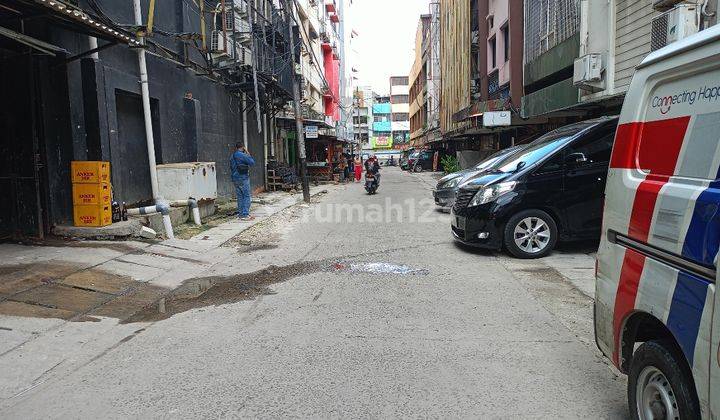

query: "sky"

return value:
[348, 0, 430, 95]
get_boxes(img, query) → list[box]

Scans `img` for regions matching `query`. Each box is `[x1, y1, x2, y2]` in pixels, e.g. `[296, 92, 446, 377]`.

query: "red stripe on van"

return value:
[637, 117, 690, 175]
[628, 175, 668, 241]
[610, 122, 643, 169]
[609, 117, 690, 171]
[609, 116, 690, 367]
[612, 249, 646, 366]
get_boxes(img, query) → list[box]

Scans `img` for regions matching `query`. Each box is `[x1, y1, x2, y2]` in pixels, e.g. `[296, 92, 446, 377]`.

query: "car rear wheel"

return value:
[503, 209, 557, 259]
[628, 340, 699, 420]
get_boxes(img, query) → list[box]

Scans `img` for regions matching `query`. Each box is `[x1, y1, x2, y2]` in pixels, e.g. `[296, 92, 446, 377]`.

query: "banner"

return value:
[371, 135, 393, 149]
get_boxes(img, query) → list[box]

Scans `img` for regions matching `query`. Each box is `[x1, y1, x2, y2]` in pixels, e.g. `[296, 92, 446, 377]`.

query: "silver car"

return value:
[432, 146, 522, 211]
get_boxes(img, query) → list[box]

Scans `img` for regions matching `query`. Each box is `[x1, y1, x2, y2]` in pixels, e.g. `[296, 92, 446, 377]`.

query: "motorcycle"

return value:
[364, 172, 379, 194]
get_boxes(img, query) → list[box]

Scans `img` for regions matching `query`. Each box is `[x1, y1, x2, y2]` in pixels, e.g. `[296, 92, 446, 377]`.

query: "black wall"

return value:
[57, 0, 267, 207]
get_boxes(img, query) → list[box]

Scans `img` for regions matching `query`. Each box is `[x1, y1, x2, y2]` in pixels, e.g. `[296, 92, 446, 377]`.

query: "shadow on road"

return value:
[453, 241, 496, 257]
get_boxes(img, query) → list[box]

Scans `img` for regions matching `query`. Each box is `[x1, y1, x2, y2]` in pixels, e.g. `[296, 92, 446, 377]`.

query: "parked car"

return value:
[407, 150, 434, 172]
[433, 146, 522, 211]
[595, 26, 720, 420]
[451, 117, 618, 258]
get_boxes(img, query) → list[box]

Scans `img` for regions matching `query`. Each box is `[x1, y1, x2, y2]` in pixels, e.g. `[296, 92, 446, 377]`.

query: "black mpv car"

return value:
[451, 117, 618, 258]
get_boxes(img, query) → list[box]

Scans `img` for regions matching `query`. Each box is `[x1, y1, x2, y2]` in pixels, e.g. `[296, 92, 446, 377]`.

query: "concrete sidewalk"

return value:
[0, 185, 334, 405]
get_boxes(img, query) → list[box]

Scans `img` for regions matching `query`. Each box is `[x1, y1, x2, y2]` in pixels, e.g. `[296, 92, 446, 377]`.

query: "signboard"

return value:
[371, 135, 393, 149]
[305, 125, 319, 139]
[483, 111, 512, 127]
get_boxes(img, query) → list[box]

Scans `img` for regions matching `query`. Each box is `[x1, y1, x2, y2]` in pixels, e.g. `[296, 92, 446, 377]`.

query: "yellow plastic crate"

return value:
[72, 182, 111, 206]
[71, 161, 111, 184]
[73, 204, 112, 227]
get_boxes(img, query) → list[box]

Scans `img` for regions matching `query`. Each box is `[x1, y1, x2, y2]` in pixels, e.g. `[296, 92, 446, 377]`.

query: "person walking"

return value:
[230, 142, 256, 221]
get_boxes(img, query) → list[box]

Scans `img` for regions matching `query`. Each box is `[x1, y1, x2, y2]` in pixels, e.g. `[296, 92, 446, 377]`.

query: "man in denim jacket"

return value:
[230, 142, 256, 221]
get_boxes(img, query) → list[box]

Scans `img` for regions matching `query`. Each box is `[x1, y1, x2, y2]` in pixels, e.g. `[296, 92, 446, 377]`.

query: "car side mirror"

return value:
[565, 152, 589, 167]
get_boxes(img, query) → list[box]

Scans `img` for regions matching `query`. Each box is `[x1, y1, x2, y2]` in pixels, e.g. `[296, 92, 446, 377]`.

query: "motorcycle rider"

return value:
[363, 156, 380, 190]
[365, 156, 381, 181]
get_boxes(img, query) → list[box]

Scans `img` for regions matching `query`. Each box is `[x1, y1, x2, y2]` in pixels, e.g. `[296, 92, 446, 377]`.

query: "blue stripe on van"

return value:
[681, 179, 720, 268]
[665, 271, 711, 366]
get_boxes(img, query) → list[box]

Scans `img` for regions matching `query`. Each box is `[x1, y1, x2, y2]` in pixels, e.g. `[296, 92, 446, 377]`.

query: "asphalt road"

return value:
[2, 167, 627, 418]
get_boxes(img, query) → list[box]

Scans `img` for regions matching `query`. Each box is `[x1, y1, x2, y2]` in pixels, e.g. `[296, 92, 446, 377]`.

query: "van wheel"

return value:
[413, 165, 423, 173]
[628, 340, 699, 420]
[503, 209, 557, 259]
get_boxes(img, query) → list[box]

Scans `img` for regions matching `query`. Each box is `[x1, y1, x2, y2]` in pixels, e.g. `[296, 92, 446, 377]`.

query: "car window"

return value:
[491, 123, 599, 174]
[474, 147, 520, 170]
[536, 153, 564, 174]
[474, 155, 502, 170]
[565, 130, 615, 165]
[494, 135, 574, 173]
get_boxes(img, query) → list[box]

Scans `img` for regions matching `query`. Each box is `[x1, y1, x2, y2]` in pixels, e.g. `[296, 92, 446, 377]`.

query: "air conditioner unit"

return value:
[210, 30, 234, 56]
[232, 0, 248, 15]
[651, 4, 699, 51]
[230, 17, 251, 35]
[238, 46, 253, 65]
[573, 53, 604, 89]
[222, 11, 234, 32]
[223, 11, 251, 33]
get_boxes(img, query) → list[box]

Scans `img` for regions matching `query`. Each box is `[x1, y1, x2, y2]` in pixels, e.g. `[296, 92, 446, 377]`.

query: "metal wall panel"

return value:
[614, 0, 657, 92]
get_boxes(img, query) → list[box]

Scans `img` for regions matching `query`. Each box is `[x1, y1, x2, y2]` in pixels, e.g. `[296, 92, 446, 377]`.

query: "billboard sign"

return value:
[372, 135, 393, 149]
[483, 111, 512, 127]
[305, 125, 319, 139]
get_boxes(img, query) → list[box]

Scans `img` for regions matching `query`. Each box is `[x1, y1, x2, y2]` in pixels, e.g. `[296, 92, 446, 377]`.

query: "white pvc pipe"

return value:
[263, 113, 269, 189]
[242, 94, 249, 154]
[162, 215, 175, 240]
[191, 207, 201, 226]
[133, 0, 160, 201]
[169, 199, 202, 226]
[127, 203, 174, 239]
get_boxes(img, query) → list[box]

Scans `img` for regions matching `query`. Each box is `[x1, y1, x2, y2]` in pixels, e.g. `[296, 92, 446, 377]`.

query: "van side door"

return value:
[559, 129, 615, 237]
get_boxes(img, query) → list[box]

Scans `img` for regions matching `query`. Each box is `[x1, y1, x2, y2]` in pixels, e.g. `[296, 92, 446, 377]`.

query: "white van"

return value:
[595, 26, 720, 418]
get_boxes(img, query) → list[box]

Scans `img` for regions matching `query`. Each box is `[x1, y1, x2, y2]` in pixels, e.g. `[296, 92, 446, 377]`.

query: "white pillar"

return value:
[88, 36, 99, 59]
[133, 0, 160, 201]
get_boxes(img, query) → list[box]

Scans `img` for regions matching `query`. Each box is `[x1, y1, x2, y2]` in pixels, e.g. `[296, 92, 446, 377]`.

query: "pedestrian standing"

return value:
[338, 157, 348, 182]
[342, 153, 351, 182]
[230, 142, 256, 221]
[354, 156, 363, 182]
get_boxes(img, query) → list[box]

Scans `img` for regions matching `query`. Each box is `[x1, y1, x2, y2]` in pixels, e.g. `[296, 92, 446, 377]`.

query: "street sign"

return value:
[483, 111, 512, 127]
[305, 125, 318, 139]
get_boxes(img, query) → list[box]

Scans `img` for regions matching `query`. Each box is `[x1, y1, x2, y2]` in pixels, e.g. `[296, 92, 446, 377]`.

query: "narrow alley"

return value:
[0, 168, 626, 418]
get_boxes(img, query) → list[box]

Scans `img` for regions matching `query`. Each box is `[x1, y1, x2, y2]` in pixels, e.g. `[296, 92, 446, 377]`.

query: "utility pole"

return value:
[285, 0, 310, 203]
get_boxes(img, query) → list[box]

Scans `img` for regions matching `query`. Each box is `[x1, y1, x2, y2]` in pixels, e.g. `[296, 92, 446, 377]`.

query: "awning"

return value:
[0, 25, 66, 55]
[11, 0, 138, 46]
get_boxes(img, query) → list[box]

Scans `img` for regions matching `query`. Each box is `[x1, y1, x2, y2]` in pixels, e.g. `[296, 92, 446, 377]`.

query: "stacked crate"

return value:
[71, 161, 112, 227]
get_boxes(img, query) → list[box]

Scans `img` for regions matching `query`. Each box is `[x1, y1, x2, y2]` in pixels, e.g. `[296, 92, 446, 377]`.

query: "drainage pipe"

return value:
[133, 0, 160, 200]
[127, 202, 174, 240]
[169, 199, 201, 226]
